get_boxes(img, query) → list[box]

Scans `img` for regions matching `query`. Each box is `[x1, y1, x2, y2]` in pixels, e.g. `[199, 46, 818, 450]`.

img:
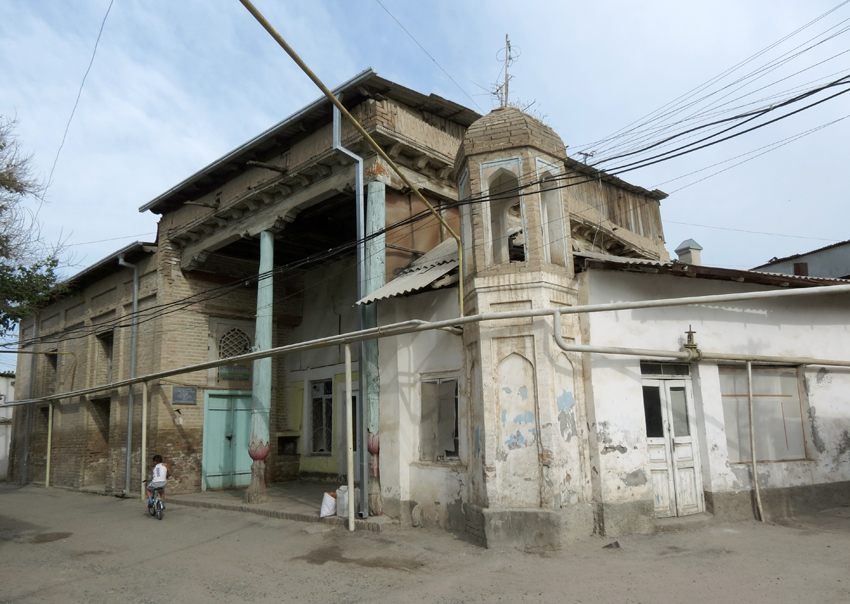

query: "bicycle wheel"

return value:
[155, 494, 163, 520]
[148, 502, 156, 516]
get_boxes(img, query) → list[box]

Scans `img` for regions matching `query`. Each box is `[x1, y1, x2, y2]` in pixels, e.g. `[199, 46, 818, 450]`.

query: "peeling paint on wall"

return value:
[622, 469, 647, 486]
[838, 430, 850, 457]
[557, 389, 577, 442]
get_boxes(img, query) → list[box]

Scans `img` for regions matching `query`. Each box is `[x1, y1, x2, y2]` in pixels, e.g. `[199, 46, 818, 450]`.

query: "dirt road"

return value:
[0, 483, 848, 603]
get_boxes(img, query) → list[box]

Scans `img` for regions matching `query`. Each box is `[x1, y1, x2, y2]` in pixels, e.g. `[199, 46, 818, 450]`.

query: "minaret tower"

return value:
[455, 106, 593, 548]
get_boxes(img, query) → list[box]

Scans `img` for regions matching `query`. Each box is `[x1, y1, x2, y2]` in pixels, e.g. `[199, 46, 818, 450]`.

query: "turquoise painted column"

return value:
[245, 230, 273, 503]
[364, 181, 385, 515]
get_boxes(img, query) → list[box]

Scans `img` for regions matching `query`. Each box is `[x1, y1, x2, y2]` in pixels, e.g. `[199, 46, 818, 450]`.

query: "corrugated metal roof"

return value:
[357, 239, 459, 305]
[575, 250, 669, 267]
[576, 250, 850, 287]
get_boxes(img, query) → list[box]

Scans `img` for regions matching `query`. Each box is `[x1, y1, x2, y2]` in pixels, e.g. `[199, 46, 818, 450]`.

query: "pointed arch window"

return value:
[488, 169, 524, 264]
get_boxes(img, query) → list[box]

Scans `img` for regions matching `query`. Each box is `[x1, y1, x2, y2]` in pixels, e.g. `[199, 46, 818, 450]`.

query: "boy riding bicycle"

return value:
[146, 454, 169, 509]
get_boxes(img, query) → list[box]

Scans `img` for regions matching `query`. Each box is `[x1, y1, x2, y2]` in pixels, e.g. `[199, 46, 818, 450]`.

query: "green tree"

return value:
[0, 117, 59, 335]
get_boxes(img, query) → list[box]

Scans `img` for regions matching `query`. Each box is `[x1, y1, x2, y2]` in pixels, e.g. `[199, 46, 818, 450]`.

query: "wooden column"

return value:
[245, 230, 273, 503]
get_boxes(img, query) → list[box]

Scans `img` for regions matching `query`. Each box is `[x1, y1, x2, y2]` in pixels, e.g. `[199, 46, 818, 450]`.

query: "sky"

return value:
[1, 1, 848, 280]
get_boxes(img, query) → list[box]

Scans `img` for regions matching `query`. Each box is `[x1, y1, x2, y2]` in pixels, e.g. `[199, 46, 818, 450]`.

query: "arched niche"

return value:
[488, 169, 524, 265]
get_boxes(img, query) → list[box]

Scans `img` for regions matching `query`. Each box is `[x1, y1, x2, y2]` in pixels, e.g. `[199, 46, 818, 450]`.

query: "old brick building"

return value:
[10, 70, 850, 550]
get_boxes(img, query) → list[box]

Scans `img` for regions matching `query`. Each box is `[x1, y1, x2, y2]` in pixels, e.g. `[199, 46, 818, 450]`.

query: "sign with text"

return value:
[172, 387, 198, 406]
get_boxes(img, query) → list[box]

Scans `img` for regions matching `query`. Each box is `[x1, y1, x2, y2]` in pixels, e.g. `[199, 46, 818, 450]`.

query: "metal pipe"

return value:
[344, 343, 355, 530]
[237, 0, 465, 317]
[9, 284, 850, 409]
[747, 361, 766, 522]
[554, 312, 691, 360]
[333, 104, 369, 518]
[118, 253, 139, 496]
[45, 402, 53, 487]
[21, 313, 38, 484]
[140, 381, 148, 500]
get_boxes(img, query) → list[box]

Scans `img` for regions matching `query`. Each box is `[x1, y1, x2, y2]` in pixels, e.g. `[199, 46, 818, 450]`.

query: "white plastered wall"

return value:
[585, 269, 850, 502]
[377, 289, 464, 526]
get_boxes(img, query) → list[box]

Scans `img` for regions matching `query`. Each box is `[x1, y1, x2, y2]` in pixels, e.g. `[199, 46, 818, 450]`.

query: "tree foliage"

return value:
[0, 117, 60, 335]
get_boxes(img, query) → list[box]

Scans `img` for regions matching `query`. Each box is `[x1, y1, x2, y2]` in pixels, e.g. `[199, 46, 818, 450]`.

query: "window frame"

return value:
[718, 364, 808, 464]
[309, 378, 334, 456]
[419, 374, 460, 464]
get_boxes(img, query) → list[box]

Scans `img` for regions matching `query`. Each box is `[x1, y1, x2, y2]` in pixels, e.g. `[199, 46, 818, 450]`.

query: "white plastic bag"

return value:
[336, 486, 360, 518]
[320, 492, 337, 518]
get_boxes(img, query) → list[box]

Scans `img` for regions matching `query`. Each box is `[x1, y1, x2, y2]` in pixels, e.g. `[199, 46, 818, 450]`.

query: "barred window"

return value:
[219, 328, 252, 359]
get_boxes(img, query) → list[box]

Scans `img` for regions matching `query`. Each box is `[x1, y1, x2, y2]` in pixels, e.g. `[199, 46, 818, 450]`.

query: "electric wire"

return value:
[578, 0, 850, 153]
[47, 0, 114, 187]
[374, 0, 484, 113]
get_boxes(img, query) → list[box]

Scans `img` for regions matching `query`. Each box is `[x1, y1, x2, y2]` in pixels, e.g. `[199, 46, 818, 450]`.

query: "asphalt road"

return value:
[1, 483, 848, 603]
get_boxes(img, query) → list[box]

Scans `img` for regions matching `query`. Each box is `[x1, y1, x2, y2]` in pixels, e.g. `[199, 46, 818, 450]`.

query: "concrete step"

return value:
[654, 512, 714, 533]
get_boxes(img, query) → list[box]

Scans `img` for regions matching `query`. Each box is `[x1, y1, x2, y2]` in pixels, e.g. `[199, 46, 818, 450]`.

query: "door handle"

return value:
[226, 434, 233, 441]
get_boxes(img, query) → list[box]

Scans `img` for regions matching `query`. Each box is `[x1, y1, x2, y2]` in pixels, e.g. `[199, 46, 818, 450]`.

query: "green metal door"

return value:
[203, 392, 253, 490]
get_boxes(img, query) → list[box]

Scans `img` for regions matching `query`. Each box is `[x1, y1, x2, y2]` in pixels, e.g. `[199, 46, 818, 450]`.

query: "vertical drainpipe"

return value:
[20, 313, 38, 485]
[332, 103, 369, 517]
[118, 254, 139, 496]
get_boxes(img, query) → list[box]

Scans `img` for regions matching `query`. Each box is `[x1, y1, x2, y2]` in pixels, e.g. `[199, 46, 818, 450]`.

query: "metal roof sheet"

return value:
[357, 238, 459, 305]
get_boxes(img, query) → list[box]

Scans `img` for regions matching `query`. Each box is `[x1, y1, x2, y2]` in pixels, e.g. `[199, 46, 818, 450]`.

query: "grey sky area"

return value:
[1, 1, 848, 273]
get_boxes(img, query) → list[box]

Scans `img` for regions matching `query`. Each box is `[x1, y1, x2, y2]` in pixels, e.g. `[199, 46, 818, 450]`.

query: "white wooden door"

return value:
[642, 380, 704, 518]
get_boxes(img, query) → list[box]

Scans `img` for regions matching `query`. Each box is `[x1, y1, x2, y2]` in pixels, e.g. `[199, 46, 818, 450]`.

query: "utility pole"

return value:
[504, 34, 510, 107]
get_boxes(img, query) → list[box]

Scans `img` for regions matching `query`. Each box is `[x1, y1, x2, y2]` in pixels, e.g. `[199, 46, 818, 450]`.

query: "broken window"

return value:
[719, 366, 806, 463]
[310, 379, 333, 454]
[420, 378, 459, 462]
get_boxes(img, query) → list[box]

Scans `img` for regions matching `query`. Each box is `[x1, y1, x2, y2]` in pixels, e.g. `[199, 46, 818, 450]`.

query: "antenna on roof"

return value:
[504, 35, 511, 107]
[493, 35, 520, 107]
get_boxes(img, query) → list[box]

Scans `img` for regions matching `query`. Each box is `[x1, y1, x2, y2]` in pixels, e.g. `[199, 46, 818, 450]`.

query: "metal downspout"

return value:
[45, 402, 53, 487]
[333, 104, 369, 518]
[118, 254, 139, 496]
[21, 313, 38, 485]
[238, 0, 465, 317]
[140, 382, 148, 500]
[344, 344, 355, 530]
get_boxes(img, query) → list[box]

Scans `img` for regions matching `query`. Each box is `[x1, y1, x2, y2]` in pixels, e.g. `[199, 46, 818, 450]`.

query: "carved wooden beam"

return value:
[246, 160, 288, 174]
[313, 164, 332, 177]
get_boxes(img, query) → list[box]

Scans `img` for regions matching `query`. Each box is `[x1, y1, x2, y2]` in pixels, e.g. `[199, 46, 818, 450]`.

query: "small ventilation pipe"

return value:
[118, 253, 139, 497]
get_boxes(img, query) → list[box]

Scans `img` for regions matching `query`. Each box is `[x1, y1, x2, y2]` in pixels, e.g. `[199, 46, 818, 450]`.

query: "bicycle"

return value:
[148, 487, 165, 520]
